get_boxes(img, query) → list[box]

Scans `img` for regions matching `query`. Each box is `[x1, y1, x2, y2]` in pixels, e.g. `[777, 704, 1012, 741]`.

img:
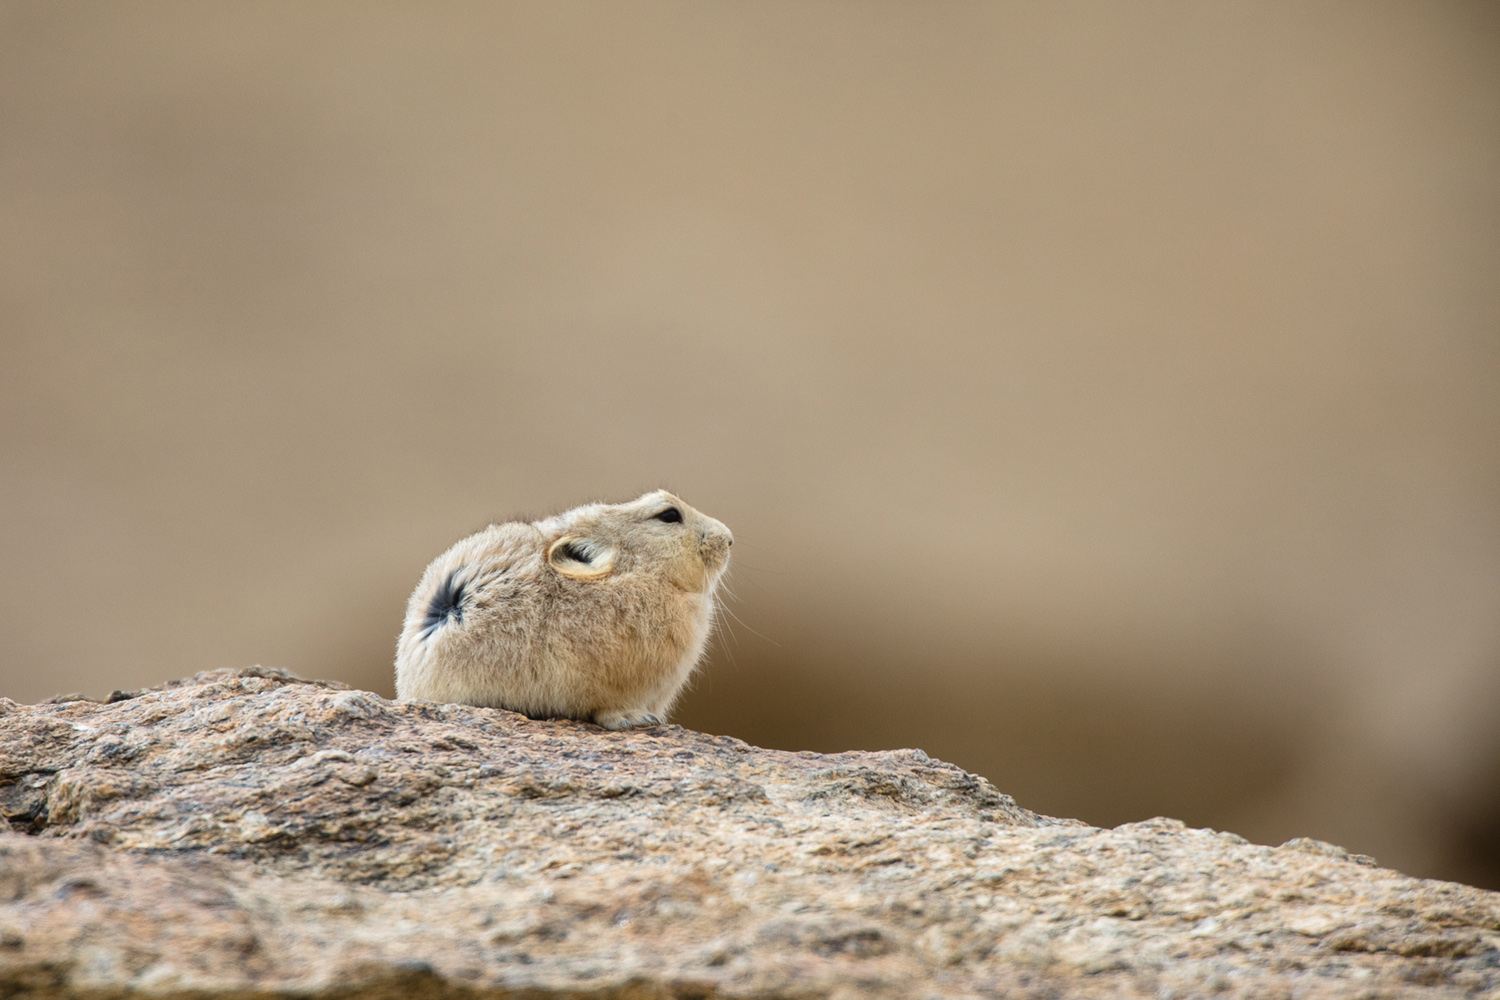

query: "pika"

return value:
[394, 491, 732, 729]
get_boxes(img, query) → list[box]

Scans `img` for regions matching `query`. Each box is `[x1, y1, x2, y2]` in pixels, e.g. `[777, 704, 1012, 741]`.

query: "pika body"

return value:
[395, 491, 732, 729]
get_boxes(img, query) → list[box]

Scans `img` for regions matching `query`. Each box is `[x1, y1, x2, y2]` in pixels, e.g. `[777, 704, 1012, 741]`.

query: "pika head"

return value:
[394, 491, 732, 729]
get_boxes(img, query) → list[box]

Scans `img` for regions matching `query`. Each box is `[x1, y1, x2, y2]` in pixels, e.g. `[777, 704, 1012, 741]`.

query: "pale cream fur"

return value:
[394, 491, 732, 729]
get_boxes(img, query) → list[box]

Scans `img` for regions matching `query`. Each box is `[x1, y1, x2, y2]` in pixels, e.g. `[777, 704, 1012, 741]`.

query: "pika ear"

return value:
[546, 534, 616, 580]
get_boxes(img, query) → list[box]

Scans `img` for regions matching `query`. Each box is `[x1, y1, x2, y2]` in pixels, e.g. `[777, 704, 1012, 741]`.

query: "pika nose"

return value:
[698, 524, 733, 556]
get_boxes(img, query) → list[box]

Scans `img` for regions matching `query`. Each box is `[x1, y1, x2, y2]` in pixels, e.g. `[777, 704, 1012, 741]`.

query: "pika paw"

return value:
[394, 491, 732, 729]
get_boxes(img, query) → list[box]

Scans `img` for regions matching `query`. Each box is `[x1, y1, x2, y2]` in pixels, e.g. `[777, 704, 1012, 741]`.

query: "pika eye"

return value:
[653, 507, 683, 524]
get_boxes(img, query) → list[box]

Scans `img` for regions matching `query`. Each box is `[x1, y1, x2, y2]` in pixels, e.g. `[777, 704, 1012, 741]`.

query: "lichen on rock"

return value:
[1, 667, 1497, 998]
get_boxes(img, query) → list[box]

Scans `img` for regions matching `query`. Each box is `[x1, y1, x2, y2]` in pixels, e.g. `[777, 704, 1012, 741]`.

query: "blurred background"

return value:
[2, 2, 1498, 888]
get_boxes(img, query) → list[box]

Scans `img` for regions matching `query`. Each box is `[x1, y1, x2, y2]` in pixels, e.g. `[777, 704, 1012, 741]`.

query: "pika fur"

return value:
[394, 491, 732, 729]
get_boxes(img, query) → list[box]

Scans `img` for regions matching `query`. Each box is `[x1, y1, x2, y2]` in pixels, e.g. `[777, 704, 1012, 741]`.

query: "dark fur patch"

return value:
[419, 569, 468, 640]
[555, 541, 593, 564]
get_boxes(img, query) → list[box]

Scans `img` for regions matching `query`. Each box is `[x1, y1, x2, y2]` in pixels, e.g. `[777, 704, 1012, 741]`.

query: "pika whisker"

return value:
[715, 599, 780, 648]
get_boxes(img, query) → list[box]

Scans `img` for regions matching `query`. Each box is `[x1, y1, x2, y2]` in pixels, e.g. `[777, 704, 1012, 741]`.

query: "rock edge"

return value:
[1, 667, 1498, 999]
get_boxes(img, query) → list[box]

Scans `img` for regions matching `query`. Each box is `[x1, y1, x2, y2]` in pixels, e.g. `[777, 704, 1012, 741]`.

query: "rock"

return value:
[1, 668, 1497, 998]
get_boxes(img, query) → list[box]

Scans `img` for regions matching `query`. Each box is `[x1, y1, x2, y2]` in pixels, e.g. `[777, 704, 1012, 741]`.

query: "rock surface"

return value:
[1, 668, 1498, 999]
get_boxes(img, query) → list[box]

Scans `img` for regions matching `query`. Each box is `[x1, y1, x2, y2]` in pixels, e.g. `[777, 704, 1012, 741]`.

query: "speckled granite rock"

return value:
[1, 668, 1498, 998]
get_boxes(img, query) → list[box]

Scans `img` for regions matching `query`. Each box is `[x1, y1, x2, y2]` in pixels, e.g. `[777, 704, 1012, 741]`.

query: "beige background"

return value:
[2, 2, 1497, 888]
